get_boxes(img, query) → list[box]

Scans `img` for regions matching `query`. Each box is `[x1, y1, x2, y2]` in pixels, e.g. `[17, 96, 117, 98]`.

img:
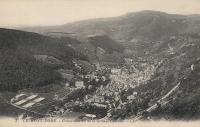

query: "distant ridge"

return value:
[18, 10, 200, 43]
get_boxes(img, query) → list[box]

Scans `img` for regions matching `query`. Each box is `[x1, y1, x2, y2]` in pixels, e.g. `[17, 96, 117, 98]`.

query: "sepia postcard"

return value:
[0, 0, 200, 127]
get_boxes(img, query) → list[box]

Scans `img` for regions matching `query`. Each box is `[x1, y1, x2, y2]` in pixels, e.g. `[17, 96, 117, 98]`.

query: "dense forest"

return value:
[0, 28, 87, 92]
[0, 48, 61, 92]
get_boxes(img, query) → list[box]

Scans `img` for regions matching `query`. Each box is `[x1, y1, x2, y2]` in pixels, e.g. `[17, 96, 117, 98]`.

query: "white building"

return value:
[65, 82, 70, 87]
[93, 103, 107, 108]
[127, 95, 136, 100]
[111, 68, 121, 75]
[133, 91, 138, 96]
[191, 64, 194, 71]
[124, 58, 133, 63]
[85, 114, 96, 118]
[75, 81, 85, 88]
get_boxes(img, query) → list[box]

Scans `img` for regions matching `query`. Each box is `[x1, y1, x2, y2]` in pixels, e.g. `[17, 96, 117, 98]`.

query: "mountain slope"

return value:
[0, 28, 86, 61]
[126, 34, 200, 120]
[19, 11, 200, 43]
[87, 35, 124, 53]
[64, 35, 125, 64]
[14, 11, 200, 120]
[0, 28, 86, 92]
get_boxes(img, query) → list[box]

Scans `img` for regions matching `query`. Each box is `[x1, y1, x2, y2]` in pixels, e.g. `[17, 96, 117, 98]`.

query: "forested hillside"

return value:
[0, 28, 86, 92]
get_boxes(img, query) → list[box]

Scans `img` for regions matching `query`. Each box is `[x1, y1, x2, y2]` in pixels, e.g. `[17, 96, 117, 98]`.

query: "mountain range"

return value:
[1, 10, 200, 119]
[19, 10, 200, 43]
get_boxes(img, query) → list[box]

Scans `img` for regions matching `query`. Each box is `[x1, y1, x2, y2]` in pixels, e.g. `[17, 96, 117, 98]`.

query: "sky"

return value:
[0, 0, 200, 27]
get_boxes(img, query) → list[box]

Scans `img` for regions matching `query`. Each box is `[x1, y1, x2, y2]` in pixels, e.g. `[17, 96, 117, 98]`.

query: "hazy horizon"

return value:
[1, 0, 200, 28]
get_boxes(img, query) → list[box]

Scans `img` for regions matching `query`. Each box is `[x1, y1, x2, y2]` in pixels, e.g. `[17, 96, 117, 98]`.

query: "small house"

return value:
[93, 103, 107, 109]
[127, 95, 136, 100]
[85, 114, 96, 119]
[111, 68, 121, 75]
[75, 81, 85, 88]
[65, 82, 70, 87]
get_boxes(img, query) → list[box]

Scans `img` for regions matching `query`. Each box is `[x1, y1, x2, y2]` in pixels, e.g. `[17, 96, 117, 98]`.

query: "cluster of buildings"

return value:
[77, 60, 156, 119]
[43, 59, 155, 117]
